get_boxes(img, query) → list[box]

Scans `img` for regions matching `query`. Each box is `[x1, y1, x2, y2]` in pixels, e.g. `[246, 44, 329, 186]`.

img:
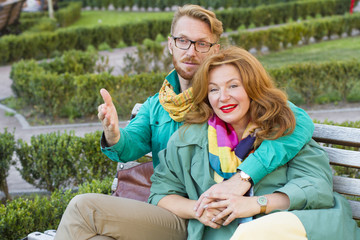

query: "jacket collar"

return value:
[174, 123, 208, 148]
[165, 69, 181, 94]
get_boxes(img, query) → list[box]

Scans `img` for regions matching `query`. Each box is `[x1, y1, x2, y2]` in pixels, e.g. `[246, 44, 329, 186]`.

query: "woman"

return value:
[149, 47, 360, 239]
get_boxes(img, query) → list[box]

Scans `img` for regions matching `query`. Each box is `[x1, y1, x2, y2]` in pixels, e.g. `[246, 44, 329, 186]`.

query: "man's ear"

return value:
[168, 36, 173, 55]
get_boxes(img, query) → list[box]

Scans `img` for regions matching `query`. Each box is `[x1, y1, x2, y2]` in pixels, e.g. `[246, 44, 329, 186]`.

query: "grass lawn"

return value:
[69, 10, 174, 28]
[257, 36, 360, 69]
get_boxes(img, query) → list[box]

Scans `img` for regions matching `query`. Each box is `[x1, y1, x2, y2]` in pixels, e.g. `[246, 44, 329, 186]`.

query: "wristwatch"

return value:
[257, 196, 268, 214]
[237, 170, 253, 185]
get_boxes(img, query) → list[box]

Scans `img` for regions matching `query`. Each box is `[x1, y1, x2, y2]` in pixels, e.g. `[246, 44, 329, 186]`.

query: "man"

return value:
[55, 5, 314, 239]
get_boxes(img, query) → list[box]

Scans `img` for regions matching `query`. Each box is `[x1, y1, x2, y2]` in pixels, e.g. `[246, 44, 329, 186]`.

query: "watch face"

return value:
[258, 196, 267, 206]
[240, 171, 250, 179]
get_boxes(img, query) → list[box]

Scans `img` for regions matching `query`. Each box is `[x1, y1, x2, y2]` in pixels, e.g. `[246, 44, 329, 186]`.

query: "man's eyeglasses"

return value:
[171, 36, 217, 53]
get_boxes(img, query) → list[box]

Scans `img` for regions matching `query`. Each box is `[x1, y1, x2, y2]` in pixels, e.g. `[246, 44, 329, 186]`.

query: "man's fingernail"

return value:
[195, 213, 199, 217]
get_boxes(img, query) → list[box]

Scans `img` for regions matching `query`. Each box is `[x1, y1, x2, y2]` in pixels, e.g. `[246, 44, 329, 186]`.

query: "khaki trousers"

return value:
[231, 212, 307, 240]
[54, 193, 187, 240]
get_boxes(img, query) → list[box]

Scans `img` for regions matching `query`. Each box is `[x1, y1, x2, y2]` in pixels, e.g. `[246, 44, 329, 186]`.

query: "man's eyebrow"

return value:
[175, 34, 210, 41]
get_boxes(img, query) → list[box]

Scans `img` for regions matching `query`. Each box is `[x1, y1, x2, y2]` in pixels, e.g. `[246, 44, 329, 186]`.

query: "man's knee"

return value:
[66, 193, 100, 214]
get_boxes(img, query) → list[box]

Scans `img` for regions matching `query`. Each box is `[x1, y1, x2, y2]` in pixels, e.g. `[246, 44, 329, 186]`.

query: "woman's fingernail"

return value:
[203, 205, 208, 209]
[211, 217, 215, 222]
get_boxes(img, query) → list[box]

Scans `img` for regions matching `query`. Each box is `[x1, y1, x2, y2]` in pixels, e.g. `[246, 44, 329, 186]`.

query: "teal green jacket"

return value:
[149, 123, 360, 240]
[101, 70, 315, 184]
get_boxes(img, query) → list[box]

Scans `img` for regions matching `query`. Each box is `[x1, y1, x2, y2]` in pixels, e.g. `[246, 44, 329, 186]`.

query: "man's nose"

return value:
[186, 42, 197, 55]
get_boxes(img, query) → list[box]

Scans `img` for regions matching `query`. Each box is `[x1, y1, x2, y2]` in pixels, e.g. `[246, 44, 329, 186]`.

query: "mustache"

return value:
[180, 57, 200, 64]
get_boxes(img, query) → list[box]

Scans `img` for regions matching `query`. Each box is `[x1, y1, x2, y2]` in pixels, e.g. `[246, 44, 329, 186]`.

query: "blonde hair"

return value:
[171, 5, 223, 42]
[186, 47, 296, 146]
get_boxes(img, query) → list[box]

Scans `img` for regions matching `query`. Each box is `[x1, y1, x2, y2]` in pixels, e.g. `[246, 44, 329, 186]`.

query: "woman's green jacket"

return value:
[149, 123, 360, 240]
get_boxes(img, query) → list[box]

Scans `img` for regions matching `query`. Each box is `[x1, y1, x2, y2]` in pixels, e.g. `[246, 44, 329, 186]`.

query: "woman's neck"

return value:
[232, 116, 251, 140]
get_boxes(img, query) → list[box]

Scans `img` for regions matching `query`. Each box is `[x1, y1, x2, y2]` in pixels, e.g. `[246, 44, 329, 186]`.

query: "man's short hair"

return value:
[171, 5, 223, 43]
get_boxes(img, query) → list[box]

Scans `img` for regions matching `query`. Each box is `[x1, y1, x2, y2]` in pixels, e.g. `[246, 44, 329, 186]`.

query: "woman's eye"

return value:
[230, 84, 238, 88]
[209, 88, 218, 92]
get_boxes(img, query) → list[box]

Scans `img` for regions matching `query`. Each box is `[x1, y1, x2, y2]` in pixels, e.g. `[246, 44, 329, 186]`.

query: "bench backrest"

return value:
[8, 0, 24, 25]
[0, 0, 23, 31]
[0, 1, 13, 31]
[313, 123, 360, 220]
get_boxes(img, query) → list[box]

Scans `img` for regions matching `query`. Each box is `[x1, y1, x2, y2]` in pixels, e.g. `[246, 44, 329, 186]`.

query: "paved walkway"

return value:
[1, 47, 360, 198]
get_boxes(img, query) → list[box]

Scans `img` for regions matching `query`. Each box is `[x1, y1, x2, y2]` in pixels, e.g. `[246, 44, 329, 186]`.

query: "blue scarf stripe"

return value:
[209, 152, 238, 180]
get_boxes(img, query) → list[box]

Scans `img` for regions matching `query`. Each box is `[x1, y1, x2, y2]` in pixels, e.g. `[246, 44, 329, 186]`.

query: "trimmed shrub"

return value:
[268, 60, 360, 105]
[15, 131, 82, 192]
[0, 177, 112, 240]
[10, 51, 360, 120]
[76, 131, 118, 183]
[15, 130, 118, 191]
[229, 13, 360, 52]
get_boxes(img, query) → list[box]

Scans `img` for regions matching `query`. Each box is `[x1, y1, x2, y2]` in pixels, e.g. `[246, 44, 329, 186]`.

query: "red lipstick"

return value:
[220, 104, 237, 113]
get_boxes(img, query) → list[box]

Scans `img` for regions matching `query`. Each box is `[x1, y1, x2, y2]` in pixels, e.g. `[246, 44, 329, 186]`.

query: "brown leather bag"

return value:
[112, 161, 154, 202]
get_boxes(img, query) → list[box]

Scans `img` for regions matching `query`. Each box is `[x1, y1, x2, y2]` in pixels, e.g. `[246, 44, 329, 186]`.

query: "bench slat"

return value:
[333, 176, 360, 197]
[0, 3, 13, 30]
[349, 200, 360, 220]
[313, 123, 360, 147]
[8, 0, 24, 25]
[323, 147, 360, 169]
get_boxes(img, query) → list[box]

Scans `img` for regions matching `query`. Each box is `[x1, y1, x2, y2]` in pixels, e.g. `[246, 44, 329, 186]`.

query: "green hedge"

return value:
[229, 13, 360, 52]
[0, 0, 350, 65]
[74, 0, 347, 10]
[0, 178, 112, 240]
[15, 131, 117, 192]
[10, 49, 165, 119]
[10, 49, 360, 120]
[268, 60, 360, 105]
[20, 2, 82, 29]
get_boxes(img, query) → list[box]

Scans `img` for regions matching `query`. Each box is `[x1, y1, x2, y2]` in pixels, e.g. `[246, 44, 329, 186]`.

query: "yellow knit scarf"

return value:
[158, 79, 194, 122]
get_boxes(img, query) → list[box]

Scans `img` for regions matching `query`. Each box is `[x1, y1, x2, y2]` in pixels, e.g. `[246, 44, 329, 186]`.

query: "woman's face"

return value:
[208, 64, 251, 130]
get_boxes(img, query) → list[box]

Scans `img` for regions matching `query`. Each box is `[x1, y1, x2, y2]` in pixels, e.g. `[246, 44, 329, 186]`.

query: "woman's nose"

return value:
[219, 89, 230, 102]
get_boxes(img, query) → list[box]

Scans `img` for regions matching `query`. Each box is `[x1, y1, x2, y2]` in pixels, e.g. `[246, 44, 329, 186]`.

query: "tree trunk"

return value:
[0, 178, 12, 201]
[48, 0, 54, 19]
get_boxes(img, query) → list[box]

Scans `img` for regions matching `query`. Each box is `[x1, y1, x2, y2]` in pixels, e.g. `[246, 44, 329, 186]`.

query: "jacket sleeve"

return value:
[276, 139, 334, 210]
[100, 97, 153, 162]
[148, 135, 187, 205]
[239, 102, 314, 184]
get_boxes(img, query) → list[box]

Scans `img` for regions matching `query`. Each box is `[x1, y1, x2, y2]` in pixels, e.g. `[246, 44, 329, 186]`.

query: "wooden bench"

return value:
[115, 104, 360, 220]
[0, 0, 25, 33]
[313, 123, 360, 220]
[7, 0, 24, 25]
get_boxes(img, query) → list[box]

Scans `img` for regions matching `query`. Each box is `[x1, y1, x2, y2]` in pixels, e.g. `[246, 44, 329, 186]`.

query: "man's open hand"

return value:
[98, 88, 120, 146]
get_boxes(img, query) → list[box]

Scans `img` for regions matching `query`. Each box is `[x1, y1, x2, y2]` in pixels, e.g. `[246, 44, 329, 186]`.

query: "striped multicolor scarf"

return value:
[158, 79, 193, 122]
[208, 114, 256, 180]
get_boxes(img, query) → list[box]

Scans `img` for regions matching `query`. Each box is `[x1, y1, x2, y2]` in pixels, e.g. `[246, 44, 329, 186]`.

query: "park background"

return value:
[0, 0, 360, 238]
